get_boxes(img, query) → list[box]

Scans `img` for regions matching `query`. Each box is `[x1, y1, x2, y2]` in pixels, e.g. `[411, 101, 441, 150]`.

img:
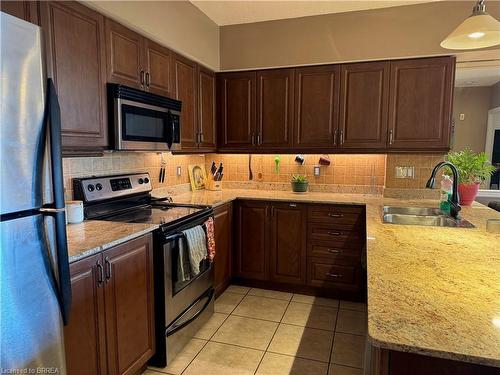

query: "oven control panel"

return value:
[73, 173, 152, 203]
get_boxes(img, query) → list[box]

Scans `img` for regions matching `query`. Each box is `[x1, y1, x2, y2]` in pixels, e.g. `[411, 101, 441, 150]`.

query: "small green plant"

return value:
[291, 174, 308, 183]
[446, 149, 496, 184]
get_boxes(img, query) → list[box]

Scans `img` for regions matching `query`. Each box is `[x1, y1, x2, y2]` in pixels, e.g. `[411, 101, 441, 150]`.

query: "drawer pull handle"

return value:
[328, 213, 343, 218]
[328, 249, 341, 254]
[328, 231, 342, 236]
[326, 273, 343, 278]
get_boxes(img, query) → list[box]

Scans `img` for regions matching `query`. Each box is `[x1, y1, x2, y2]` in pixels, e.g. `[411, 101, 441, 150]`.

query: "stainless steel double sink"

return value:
[382, 206, 475, 228]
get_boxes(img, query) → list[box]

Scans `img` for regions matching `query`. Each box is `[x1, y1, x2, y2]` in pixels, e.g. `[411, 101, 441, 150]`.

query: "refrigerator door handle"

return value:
[43, 79, 65, 210]
[42, 210, 72, 325]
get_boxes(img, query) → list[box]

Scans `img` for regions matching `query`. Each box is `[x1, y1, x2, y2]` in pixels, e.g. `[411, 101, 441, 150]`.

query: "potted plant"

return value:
[291, 174, 309, 193]
[446, 149, 495, 206]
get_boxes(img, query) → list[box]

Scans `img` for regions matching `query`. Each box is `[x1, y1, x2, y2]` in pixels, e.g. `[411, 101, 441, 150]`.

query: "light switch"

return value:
[313, 166, 321, 176]
[395, 166, 415, 179]
[176, 166, 182, 176]
[459, 113, 465, 121]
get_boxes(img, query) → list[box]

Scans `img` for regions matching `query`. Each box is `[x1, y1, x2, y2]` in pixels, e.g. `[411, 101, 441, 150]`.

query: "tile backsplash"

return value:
[62, 152, 205, 200]
[63, 152, 445, 200]
[205, 154, 386, 186]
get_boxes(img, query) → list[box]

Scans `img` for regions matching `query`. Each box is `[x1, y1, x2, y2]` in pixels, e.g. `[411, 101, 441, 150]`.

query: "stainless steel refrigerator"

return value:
[0, 12, 71, 373]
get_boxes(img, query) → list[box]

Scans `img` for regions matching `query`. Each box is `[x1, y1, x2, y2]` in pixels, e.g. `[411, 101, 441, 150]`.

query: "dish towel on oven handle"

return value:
[204, 217, 215, 262]
[177, 237, 192, 282]
[182, 225, 208, 275]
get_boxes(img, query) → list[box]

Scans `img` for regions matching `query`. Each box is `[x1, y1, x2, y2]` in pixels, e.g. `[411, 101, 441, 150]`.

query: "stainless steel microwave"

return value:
[108, 83, 181, 151]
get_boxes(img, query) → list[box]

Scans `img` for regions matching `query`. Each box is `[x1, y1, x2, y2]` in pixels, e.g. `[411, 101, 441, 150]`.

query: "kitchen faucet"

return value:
[425, 162, 461, 219]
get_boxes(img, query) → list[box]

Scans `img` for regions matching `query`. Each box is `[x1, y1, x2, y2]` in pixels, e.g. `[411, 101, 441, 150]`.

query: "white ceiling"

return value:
[190, 0, 438, 26]
[455, 61, 500, 87]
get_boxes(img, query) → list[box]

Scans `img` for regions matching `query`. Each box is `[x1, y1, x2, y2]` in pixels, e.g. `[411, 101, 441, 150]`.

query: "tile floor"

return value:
[145, 285, 367, 375]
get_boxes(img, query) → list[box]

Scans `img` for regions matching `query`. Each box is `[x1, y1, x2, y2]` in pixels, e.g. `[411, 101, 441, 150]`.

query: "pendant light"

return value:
[440, 0, 500, 50]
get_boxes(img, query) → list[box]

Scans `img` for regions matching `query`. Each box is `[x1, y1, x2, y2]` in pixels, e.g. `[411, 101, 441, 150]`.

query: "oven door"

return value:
[115, 98, 170, 151]
[163, 232, 213, 327]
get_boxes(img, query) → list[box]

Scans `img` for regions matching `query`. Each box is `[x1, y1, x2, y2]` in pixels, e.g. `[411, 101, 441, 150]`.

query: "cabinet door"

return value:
[198, 66, 217, 151]
[105, 19, 144, 90]
[172, 54, 198, 150]
[269, 203, 306, 284]
[217, 72, 256, 150]
[214, 203, 233, 297]
[388, 57, 454, 150]
[104, 234, 154, 375]
[256, 69, 294, 149]
[339, 62, 389, 149]
[64, 254, 107, 375]
[234, 201, 269, 281]
[294, 65, 340, 149]
[144, 39, 173, 97]
[40, 1, 108, 149]
[1, 1, 39, 24]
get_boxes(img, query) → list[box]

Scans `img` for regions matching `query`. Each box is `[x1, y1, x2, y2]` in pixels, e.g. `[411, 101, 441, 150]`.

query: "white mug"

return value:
[66, 200, 84, 224]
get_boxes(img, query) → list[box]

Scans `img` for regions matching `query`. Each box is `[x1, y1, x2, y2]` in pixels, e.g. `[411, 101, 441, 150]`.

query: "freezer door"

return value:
[0, 213, 67, 372]
[0, 13, 46, 215]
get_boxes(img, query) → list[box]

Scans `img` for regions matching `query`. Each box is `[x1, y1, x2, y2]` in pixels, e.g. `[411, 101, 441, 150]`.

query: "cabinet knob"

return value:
[96, 260, 104, 286]
[327, 213, 343, 218]
[326, 272, 343, 278]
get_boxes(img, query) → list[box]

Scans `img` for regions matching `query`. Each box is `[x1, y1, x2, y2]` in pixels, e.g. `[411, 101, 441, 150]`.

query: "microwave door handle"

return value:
[165, 111, 172, 148]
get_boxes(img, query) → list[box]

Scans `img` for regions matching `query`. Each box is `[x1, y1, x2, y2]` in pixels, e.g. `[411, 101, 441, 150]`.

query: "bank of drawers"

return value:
[306, 205, 365, 290]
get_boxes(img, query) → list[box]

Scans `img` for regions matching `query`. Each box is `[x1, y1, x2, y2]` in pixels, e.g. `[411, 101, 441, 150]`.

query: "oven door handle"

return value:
[163, 232, 184, 242]
[166, 288, 214, 337]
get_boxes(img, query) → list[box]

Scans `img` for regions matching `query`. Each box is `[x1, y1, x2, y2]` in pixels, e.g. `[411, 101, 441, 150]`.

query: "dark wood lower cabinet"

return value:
[234, 201, 269, 281]
[214, 203, 233, 297]
[64, 234, 154, 375]
[232, 200, 364, 299]
[64, 253, 107, 375]
[269, 203, 306, 284]
[371, 347, 499, 375]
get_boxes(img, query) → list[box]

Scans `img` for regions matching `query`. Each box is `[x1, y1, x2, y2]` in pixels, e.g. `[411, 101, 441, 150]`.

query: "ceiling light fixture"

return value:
[441, 0, 500, 50]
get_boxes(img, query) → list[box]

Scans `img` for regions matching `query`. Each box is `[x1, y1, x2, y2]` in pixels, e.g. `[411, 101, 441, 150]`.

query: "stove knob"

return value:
[95, 183, 103, 191]
[143, 177, 149, 184]
[138, 178, 144, 184]
[87, 184, 95, 192]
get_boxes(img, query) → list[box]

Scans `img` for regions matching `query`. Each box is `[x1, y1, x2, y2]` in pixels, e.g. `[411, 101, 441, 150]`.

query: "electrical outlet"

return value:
[395, 166, 415, 179]
[313, 166, 321, 176]
[459, 113, 465, 121]
[176, 166, 182, 176]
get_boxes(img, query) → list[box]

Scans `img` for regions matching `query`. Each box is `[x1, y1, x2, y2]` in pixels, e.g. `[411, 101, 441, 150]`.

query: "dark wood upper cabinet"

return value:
[234, 201, 269, 281]
[388, 56, 454, 150]
[144, 39, 173, 97]
[269, 203, 306, 284]
[172, 54, 198, 150]
[198, 66, 217, 151]
[104, 235, 155, 375]
[64, 254, 107, 375]
[217, 71, 256, 149]
[105, 19, 144, 90]
[214, 202, 233, 297]
[40, 1, 108, 150]
[256, 69, 295, 149]
[294, 65, 340, 149]
[1, 1, 39, 24]
[339, 62, 389, 149]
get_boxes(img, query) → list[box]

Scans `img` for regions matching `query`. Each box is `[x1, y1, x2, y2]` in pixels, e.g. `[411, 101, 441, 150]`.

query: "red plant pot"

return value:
[458, 183, 480, 206]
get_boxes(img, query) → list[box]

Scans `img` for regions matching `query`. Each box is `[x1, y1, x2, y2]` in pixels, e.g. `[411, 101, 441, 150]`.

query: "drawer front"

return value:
[307, 259, 356, 286]
[308, 205, 364, 225]
[308, 224, 363, 243]
[308, 244, 361, 263]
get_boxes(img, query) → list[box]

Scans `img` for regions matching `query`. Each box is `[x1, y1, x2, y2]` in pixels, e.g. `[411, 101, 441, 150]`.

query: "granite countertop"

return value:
[66, 220, 158, 263]
[171, 189, 500, 367]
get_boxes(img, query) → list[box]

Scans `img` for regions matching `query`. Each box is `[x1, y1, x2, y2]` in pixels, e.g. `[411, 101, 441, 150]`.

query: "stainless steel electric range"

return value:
[73, 172, 214, 368]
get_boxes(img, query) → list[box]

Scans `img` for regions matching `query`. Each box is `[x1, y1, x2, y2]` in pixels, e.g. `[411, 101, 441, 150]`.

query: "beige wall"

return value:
[220, 1, 500, 70]
[491, 81, 500, 109]
[452, 86, 492, 153]
[87, 0, 220, 70]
